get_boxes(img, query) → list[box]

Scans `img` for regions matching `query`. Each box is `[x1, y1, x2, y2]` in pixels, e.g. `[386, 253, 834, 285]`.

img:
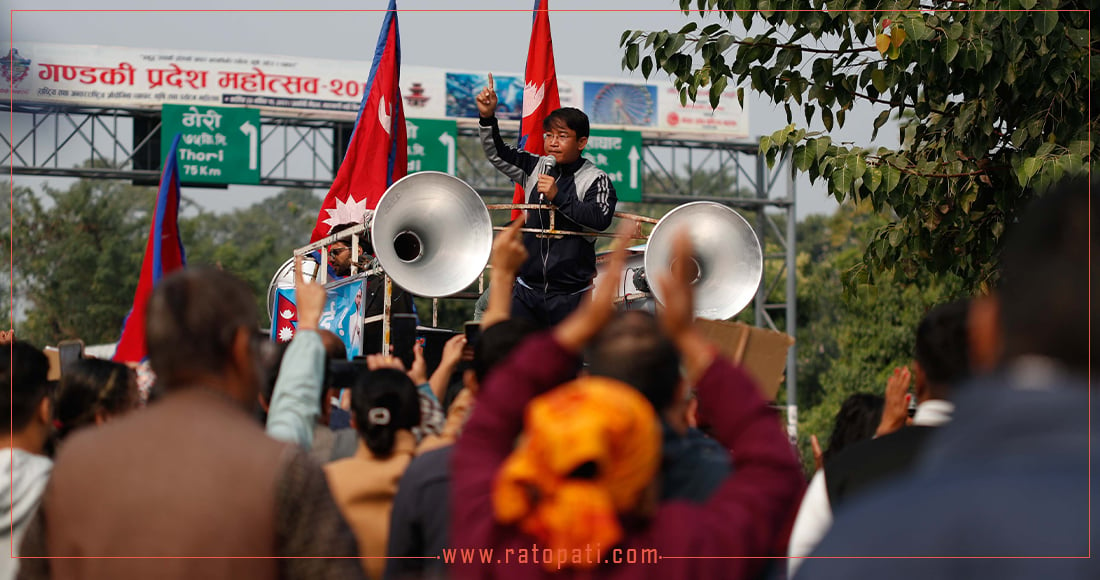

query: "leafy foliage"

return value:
[785, 201, 966, 473]
[621, 1, 1095, 289]
[183, 187, 323, 324]
[6, 180, 151, 345]
[7, 179, 323, 346]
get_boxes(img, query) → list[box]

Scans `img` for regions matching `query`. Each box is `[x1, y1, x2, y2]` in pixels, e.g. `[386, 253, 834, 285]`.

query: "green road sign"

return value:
[161, 104, 261, 185]
[406, 118, 457, 175]
[585, 129, 643, 202]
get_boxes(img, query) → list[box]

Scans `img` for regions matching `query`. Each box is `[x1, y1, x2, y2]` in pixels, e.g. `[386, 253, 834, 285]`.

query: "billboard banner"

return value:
[2, 42, 748, 138]
[272, 277, 367, 358]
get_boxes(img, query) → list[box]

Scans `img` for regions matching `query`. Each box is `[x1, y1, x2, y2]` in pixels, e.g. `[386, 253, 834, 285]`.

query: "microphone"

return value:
[539, 156, 556, 202]
[541, 156, 557, 175]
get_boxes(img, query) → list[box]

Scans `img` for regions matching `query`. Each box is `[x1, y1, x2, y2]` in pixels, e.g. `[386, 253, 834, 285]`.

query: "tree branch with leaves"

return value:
[621, 0, 1094, 288]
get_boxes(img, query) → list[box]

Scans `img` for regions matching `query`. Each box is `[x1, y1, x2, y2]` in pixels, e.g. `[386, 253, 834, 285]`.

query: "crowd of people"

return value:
[2, 116, 1093, 580]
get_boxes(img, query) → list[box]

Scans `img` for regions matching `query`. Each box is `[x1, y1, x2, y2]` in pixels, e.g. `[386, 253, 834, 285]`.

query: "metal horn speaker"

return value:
[267, 255, 319, 324]
[371, 171, 493, 298]
[644, 201, 763, 320]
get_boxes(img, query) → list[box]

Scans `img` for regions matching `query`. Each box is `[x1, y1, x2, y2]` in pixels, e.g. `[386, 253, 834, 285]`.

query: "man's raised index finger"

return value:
[487, 72, 494, 91]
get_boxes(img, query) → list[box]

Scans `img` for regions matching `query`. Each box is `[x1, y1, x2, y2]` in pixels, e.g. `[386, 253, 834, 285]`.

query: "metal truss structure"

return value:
[2, 103, 800, 436]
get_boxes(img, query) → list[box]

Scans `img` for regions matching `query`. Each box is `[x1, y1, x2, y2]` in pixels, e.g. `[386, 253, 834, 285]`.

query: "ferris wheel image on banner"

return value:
[583, 82, 658, 127]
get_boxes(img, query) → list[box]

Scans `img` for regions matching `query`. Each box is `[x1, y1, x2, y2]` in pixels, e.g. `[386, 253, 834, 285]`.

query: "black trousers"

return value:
[510, 282, 586, 329]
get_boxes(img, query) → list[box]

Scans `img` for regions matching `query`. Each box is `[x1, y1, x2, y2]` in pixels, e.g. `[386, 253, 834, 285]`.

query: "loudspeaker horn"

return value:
[371, 171, 494, 298]
[643, 201, 763, 320]
[267, 255, 319, 324]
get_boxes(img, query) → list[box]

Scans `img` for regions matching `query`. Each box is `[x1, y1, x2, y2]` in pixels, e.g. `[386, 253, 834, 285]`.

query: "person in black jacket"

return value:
[476, 73, 617, 328]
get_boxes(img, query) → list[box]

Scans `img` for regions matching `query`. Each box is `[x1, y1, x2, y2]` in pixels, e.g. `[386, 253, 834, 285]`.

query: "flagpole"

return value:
[113, 132, 187, 363]
[514, 0, 561, 220]
[305, 0, 407, 359]
[383, 274, 393, 356]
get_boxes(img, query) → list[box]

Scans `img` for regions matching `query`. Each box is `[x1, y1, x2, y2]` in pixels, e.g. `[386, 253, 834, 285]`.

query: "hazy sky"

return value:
[6, 0, 895, 218]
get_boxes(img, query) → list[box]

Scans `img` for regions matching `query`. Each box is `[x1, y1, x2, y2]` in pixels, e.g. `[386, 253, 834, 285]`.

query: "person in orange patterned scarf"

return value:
[450, 221, 805, 580]
[493, 376, 662, 569]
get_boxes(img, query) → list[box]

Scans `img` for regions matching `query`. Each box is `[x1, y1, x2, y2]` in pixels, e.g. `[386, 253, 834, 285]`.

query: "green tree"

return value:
[183, 188, 323, 324]
[7, 179, 324, 346]
[6, 179, 153, 345]
[782, 201, 966, 473]
[621, 1, 1095, 289]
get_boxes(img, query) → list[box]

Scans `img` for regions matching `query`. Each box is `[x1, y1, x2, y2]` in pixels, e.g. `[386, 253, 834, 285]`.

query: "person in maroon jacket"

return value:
[450, 226, 805, 579]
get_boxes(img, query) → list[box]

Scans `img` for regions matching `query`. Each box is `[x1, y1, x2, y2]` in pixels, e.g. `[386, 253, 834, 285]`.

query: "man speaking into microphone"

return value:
[477, 73, 618, 328]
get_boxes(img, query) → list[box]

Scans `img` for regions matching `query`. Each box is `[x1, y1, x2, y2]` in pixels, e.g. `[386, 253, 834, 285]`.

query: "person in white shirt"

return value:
[788, 299, 970, 576]
[1, 340, 54, 580]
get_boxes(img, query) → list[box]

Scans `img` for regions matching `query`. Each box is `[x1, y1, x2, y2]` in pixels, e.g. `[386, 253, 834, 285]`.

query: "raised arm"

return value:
[266, 255, 328, 448]
[477, 73, 539, 181]
[428, 334, 465, 401]
[650, 231, 804, 575]
[875, 365, 912, 437]
[450, 220, 634, 558]
[481, 215, 527, 330]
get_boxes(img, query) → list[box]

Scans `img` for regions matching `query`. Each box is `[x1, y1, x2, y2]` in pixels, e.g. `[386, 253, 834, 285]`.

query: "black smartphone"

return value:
[392, 314, 418, 370]
[57, 339, 84, 376]
[464, 321, 482, 350]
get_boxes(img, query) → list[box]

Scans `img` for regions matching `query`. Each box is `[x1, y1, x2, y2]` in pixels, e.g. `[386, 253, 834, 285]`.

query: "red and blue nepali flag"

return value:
[512, 0, 561, 221]
[310, 0, 408, 242]
[272, 290, 299, 343]
[113, 133, 187, 363]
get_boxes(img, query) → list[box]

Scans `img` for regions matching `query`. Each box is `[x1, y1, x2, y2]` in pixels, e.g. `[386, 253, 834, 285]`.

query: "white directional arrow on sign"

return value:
[438, 132, 456, 175]
[628, 146, 640, 189]
[239, 121, 258, 170]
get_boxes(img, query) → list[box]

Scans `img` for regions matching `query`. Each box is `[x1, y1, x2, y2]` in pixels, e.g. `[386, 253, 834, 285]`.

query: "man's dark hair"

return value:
[1, 341, 51, 431]
[587, 310, 682, 412]
[54, 358, 136, 440]
[914, 299, 971, 394]
[351, 368, 420, 458]
[145, 268, 259, 387]
[258, 339, 290, 409]
[544, 107, 590, 140]
[328, 222, 373, 256]
[998, 176, 1092, 373]
[823, 393, 884, 465]
[316, 329, 347, 414]
[471, 318, 541, 384]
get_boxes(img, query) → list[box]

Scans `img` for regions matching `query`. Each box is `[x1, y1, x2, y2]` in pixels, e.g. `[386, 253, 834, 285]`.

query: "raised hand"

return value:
[586, 219, 634, 328]
[655, 229, 696, 343]
[428, 333, 467, 401]
[476, 73, 498, 118]
[439, 334, 467, 370]
[875, 365, 912, 437]
[490, 214, 528, 276]
[483, 215, 528, 330]
[294, 254, 327, 332]
[535, 173, 558, 201]
[655, 230, 716, 381]
[366, 353, 406, 372]
[811, 434, 825, 471]
[407, 343, 428, 385]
